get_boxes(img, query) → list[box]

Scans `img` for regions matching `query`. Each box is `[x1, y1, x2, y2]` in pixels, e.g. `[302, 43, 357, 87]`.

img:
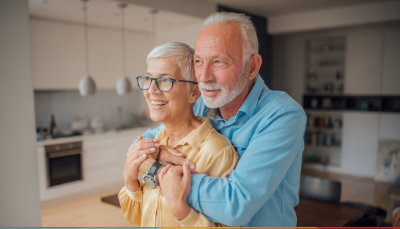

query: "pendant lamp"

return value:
[79, 0, 96, 97]
[116, 3, 132, 96]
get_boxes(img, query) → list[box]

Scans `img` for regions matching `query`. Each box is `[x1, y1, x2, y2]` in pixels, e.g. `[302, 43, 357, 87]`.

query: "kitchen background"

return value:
[1, 0, 400, 227]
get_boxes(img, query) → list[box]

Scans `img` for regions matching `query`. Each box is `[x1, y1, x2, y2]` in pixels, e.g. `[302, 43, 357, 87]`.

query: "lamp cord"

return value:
[120, 5, 126, 76]
[83, 0, 90, 76]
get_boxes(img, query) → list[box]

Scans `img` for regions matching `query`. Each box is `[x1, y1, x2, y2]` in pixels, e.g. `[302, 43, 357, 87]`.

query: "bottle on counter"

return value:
[50, 114, 57, 138]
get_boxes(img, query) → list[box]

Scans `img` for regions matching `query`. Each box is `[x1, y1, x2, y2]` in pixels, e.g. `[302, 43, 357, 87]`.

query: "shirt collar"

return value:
[157, 116, 213, 150]
[207, 74, 266, 121]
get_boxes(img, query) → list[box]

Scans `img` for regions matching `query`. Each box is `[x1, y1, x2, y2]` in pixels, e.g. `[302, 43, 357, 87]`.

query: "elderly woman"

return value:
[118, 42, 238, 227]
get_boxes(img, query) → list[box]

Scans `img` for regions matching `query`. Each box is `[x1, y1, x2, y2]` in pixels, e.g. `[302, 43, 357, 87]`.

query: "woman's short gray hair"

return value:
[203, 12, 258, 63]
[146, 42, 196, 92]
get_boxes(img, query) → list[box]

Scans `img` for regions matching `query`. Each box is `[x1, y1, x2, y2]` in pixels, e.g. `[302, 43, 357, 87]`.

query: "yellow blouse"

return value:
[118, 116, 238, 227]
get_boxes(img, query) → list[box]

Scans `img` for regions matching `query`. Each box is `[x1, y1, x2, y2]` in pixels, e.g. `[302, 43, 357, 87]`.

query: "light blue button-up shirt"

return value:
[133, 75, 306, 226]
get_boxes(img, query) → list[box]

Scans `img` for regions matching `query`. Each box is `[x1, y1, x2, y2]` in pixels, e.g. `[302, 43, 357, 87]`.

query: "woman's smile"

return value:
[150, 100, 169, 110]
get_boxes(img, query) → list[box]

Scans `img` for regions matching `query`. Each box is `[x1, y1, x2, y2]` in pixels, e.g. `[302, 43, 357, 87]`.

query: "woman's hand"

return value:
[123, 135, 160, 191]
[159, 162, 192, 221]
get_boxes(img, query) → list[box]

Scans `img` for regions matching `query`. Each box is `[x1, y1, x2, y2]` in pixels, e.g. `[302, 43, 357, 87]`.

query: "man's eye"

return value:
[215, 60, 222, 64]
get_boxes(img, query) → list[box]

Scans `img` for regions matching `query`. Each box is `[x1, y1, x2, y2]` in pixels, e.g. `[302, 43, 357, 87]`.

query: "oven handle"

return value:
[48, 149, 81, 158]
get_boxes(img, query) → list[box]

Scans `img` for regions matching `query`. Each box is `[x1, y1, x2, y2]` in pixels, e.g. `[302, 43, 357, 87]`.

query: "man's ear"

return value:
[248, 54, 262, 80]
[189, 84, 201, 104]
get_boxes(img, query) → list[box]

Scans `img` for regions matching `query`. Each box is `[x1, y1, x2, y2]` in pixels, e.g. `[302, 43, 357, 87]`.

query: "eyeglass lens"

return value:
[138, 76, 173, 91]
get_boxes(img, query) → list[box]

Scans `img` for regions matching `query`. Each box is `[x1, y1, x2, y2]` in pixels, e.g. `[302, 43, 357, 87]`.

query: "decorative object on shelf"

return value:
[311, 98, 318, 108]
[360, 101, 370, 111]
[305, 37, 346, 95]
[116, 3, 132, 96]
[79, 0, 96, 97]
[323, 45, 330, 53]
[375, 140, 400, 183]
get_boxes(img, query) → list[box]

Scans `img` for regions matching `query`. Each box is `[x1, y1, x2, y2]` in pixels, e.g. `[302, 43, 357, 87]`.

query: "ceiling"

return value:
[204, 0, 399, 17]
[28, 0, 203, 32]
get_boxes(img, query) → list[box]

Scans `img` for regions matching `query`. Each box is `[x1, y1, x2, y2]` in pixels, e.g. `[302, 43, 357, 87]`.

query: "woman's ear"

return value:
[189, 84, 201, 104]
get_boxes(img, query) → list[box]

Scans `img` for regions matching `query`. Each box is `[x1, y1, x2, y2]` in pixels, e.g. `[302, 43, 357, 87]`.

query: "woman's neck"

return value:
[163, 111, 201, 147]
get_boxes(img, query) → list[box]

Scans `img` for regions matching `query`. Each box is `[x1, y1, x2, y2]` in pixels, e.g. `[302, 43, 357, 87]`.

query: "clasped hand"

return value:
[123, 135, 197, 219]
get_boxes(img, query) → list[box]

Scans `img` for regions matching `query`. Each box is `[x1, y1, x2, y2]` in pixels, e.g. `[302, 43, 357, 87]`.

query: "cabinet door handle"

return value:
[48, 149, 81, 158]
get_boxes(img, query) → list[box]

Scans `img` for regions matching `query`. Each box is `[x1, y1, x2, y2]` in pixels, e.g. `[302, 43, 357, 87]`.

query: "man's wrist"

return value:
[138, 157, 156, 175]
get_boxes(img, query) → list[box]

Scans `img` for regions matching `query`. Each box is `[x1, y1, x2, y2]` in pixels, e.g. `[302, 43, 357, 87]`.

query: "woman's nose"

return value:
[147, 79, 160, 93]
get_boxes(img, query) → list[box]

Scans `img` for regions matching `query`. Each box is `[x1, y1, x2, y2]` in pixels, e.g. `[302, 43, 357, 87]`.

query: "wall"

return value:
[0, 0, 42, 226]
[156, 21, 203, 48]
[124, 0, 216, 19]
[34, 89, 148, 132]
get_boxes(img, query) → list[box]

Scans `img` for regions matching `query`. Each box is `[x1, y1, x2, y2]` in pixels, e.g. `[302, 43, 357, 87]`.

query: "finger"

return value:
[139, 148, 157, 155]
[184, 160, 197, 174]
[165, 146, 185, 157]
[132, 154, 147, 168]
[138, 142, 160, 150]
[139, 138, 159, 144]
[182, 163, 190, 183]
[159, 164, 169, 182]
[161, 153, 186, 166]
[169, 165, 184, 176]
[185, 159, 196, 170]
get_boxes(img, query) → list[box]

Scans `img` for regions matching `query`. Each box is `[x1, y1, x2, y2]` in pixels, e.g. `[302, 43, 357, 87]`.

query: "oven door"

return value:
[47, 149, 82, 187]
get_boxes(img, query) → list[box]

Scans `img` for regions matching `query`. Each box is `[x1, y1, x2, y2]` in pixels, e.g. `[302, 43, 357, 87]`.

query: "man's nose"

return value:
[197, 63, 215, 83]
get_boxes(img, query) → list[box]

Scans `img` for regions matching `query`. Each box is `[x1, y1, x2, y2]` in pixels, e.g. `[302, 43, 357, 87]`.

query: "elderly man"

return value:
[129, 12, 306, 226]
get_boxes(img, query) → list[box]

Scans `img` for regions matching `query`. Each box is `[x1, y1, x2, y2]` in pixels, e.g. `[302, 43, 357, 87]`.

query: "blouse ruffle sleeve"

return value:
[118, 183, 144, 226]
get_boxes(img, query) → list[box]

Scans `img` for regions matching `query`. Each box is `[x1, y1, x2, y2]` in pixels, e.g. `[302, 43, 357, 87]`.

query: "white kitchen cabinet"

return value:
[30, 19, 150, 90]
[31, 20, 70, 90]
[382, 30, 400, 95]
[379, 114, 400, 140]
[340, 112, 379, 177]
[345, 33, 383, 95]
[83, 136, 117, 171]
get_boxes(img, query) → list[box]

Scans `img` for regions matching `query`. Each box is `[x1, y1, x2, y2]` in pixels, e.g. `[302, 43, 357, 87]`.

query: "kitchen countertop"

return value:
[36, 122, 160, 147]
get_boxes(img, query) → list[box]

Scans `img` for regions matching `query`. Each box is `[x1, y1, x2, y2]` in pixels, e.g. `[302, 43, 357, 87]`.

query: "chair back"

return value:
[300, 176, 341, 204]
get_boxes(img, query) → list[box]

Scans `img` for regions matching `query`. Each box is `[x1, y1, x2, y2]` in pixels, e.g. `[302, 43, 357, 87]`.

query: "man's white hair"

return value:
[146, 42, 196, 92]
[203, 12, 259, 63]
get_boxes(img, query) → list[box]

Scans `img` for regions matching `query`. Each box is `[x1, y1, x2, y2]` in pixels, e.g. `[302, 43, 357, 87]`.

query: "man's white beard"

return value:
[199, 68, 249, 109]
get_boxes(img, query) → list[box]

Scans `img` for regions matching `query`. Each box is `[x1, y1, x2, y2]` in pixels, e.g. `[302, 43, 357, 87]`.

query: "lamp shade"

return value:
[116, 75, 132, 95]
[79, 75, 96, 96]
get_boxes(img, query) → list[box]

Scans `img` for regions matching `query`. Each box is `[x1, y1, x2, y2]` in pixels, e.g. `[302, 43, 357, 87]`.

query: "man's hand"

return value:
[158, 146, 196, 169]
[159, 163, 192, 221]
[392, 208, 400, 226]
[138, 145, 196, 176]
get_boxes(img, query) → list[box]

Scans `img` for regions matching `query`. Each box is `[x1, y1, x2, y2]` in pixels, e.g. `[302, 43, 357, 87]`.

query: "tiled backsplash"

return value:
[34, 89, 148, 131]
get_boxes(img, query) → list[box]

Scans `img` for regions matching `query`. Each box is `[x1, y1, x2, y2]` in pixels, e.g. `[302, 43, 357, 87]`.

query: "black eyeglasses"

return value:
[136, 75, 198, 92]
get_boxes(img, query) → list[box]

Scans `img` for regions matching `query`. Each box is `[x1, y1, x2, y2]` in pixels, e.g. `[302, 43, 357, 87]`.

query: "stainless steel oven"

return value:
[45, 141, 83, 187]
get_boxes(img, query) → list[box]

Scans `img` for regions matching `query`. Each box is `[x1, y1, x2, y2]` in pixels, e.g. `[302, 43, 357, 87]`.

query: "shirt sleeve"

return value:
[177, 146, 238, 227]
[187, 108, 306, 226]
[118, 184, 144, 226]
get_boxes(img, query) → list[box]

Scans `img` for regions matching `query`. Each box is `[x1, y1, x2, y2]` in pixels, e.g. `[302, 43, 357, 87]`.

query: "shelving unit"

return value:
[305, 36, 346, 95]
[303, 107, 344, 169]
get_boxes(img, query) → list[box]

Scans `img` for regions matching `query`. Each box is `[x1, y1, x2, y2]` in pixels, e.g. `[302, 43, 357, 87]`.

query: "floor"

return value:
[41, 188, 132, 227]
[41, 169, 394, 226]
